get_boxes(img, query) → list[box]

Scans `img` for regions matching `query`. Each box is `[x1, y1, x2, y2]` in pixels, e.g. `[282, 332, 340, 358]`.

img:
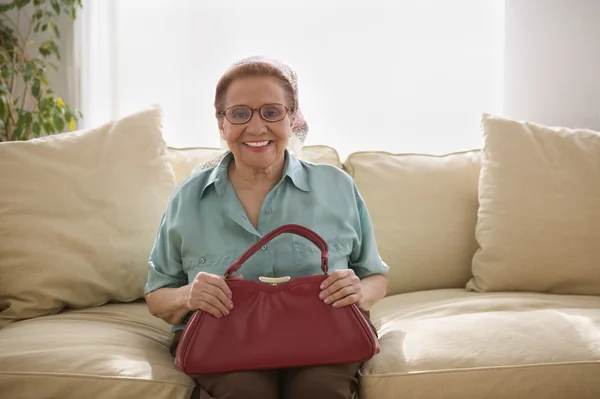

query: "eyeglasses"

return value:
[221, 103, 290, 125]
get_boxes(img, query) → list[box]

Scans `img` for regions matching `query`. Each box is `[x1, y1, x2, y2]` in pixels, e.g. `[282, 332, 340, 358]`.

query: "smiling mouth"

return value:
[244, 140, 272, 148]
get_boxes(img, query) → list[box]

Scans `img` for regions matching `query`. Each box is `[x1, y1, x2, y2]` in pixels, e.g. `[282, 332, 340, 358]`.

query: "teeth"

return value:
[245, 141, 270, 147]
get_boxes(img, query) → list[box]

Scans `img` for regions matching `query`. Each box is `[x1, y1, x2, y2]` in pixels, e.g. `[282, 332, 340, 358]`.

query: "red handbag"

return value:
[174, 224, 380, 375]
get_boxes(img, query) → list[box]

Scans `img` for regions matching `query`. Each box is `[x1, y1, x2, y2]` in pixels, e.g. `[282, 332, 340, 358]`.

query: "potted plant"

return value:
[0, 0, 82, 142]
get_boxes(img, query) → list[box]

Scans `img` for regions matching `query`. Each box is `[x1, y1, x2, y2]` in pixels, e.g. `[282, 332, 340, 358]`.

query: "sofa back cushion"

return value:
[344, 151, 481, 296]
[467, 114, 600, 295]
[0, 106, 176, 328]
[168, 144, 342, 184]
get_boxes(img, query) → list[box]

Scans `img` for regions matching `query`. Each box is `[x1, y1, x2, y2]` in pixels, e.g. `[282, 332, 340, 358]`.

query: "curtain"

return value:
[78, 0, 504, 158]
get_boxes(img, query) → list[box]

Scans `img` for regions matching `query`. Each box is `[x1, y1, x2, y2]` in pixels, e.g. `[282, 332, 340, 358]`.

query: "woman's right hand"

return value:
[187, 272, 243, 318]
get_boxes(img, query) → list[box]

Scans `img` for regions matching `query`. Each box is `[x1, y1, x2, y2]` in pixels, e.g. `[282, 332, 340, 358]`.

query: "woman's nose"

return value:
[244, 111, 267, 135]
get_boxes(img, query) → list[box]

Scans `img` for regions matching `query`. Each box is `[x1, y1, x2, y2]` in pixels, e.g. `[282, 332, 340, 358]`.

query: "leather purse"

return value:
[174, 224, 380, 375]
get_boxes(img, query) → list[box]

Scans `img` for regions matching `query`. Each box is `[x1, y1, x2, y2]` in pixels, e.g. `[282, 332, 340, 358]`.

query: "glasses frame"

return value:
[220, 103, 291, 125]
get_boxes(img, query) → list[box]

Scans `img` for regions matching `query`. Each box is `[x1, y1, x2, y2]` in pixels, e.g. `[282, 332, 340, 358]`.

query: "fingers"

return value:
[319, 269, 362, 308]
[323, 283, 361, 306]
[188, 286, 231, 318]
[331, 293, 361, 308]
[319, 271, 359, 298]
[189, 272, 236, 318]
[207, 275, 233, 299]
[194, 301, 224, 319]
[320, 269, 353, 290]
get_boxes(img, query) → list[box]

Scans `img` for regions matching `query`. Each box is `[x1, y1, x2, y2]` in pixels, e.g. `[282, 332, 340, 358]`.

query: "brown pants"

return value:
[170, 311, 376, 399]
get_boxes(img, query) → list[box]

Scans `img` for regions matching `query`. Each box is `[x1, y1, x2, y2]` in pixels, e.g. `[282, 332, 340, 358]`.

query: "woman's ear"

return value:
[218, 120, 225, 138]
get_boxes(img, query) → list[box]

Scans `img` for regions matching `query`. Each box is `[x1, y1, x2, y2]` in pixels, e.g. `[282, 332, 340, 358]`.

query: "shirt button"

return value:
[265, 209, 272, 215]
[261, 245, 267, 251]
[199, 257, 205, 264]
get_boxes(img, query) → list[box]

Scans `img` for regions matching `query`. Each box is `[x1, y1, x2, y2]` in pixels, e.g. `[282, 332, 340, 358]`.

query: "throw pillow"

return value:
[0, 106, 176, 327]
[467, 113, 600, 295]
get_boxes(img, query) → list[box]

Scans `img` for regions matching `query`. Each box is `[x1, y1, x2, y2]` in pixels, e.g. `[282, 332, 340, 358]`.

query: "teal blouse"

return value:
[145, 150, 389, 332]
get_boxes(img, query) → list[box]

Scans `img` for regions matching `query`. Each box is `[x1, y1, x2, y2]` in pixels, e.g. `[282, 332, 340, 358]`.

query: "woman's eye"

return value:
[232, 109, 250, 119]
[263, 108, 281, 118]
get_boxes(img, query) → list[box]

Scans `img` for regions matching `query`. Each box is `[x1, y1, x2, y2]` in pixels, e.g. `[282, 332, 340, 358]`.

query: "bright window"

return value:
[79, 0, 504, 158]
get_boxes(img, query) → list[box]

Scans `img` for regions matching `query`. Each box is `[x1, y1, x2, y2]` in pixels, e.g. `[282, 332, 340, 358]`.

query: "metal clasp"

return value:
[258, 276, 291, 286]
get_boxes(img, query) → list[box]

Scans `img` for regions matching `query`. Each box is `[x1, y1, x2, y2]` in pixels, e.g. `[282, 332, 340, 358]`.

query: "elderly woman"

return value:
[145, 56, 389, 399]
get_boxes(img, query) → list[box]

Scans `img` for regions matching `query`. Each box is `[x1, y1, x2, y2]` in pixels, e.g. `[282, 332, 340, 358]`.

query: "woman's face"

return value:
[219, 76, 293, 170]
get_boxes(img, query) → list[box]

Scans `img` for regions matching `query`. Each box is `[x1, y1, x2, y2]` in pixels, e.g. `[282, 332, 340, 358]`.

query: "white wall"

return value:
[46, 13, 77, 108]
[503, 0, 600, 130]
[49, 1, 600, 133]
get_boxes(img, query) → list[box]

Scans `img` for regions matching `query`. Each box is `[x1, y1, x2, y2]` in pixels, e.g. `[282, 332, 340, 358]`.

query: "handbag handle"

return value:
[224, 224, 329, 278]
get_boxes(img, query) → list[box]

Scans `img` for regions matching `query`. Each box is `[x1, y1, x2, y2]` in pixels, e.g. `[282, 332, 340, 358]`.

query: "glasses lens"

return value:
[226, 106, 252, 124]
[260, 104, 287, 122]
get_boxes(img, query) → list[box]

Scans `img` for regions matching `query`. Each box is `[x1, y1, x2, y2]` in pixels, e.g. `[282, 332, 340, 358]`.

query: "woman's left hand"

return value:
[319, 269, 363, 308]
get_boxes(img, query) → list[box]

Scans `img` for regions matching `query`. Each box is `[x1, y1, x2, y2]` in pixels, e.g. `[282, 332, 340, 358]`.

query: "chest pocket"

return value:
[182, 252, 237, 282]
[292, 236, 353, 277]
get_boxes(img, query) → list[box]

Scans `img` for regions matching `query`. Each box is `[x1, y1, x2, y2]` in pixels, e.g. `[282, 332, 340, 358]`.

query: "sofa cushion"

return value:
[0, 302, 194, 398]
[343, 151, 481, 296]
[467, 113, 600, 295]
[0, 106, 176, 328]
[361, 289, 600, 399]
[167, 144, 342, 184]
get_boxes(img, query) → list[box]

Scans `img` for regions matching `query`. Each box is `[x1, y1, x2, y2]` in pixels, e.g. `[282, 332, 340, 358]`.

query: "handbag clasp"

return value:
[259, 276, 291, 286]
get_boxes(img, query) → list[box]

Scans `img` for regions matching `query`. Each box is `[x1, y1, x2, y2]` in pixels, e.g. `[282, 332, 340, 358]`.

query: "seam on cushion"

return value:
[359, 360, 600, 379]
[12, 314, 172, 339]
[346, 148, 481, 160]
[343, 149, 481, 177]
[0, 371, 194, 387]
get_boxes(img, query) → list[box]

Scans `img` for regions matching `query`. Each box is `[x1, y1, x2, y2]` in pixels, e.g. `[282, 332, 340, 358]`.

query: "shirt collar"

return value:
[199, 149, 309, 198]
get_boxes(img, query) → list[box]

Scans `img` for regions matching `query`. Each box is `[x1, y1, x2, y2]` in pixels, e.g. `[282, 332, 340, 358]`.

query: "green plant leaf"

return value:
[53, 24, 60, 39]
[48, 41, 60, 60]
[38, 97, 48, 112]
[22, 61, 36, 82]
[32, 79, 41, 97]
[14, 0, 32, 10]
[13, 125, 24, 140]
[53, 114, 65, 131]
[0, 4, 17, 13]
[34, 7, 44, 19]
[23, 111, 33, 128]
[32, 121, 41, 136]
[0, 95, 8, 122]
[51, 0, 60, 15]
[43, 121, 54, 134]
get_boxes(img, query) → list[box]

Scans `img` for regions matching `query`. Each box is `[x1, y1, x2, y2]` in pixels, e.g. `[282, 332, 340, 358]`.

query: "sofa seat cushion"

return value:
[361, 289, 600, 399]
[0, 302, 194, 399]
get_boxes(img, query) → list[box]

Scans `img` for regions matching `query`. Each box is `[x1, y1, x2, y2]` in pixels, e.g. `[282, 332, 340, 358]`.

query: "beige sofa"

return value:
[1, 106, 599, 399]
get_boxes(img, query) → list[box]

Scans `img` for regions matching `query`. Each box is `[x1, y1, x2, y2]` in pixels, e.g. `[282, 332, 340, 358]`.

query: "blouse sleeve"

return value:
[145, 190, 188, 294]
[349, 184, 390, 279]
